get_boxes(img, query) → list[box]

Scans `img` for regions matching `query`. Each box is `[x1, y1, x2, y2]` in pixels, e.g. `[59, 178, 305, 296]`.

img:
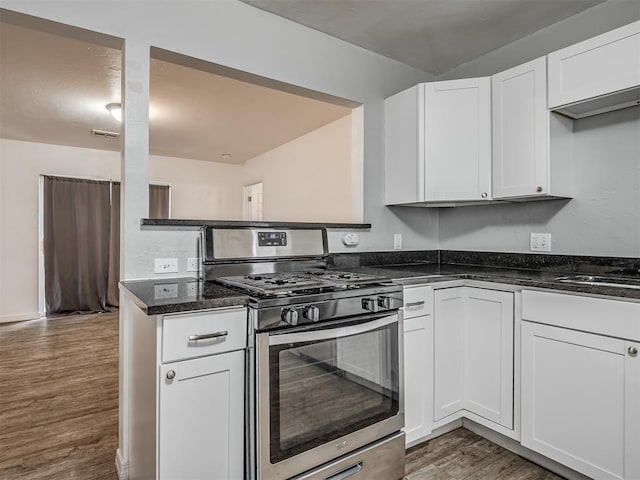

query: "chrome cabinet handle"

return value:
[166, 370, 176, 380]
[536, 186, 543, 192]
[629, 346, 638, 357]
[405, 301, 425, 308]
[481, 192, 488, 199]
[188, 331, 228, 341]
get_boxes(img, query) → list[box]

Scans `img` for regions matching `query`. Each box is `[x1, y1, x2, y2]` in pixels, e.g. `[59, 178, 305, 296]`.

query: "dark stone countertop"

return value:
[141, 218, 372, 229]
[336, 263, 640, 301]
[120, 277, 249, 315]
[120, 261, 640, 316]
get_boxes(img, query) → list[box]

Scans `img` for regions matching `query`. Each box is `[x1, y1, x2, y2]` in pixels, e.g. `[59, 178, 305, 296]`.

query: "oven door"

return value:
[256, 312, 403, 480]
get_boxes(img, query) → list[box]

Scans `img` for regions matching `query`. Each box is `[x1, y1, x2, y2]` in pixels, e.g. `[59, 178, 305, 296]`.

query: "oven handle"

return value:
[268, 313, 397, 346]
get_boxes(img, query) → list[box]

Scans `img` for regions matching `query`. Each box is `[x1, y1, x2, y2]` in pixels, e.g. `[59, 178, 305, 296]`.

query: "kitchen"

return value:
[1, 1, 639, 480]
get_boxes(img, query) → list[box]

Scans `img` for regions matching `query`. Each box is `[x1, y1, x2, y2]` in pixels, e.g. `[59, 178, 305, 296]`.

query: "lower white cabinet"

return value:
[159, 351, 245, 480]
[433, 287, 514, 429]
[521, 321, 640, 480]
[403, 312, 433, 444]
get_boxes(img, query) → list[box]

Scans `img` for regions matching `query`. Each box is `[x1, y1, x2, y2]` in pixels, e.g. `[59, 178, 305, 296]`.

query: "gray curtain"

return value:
[106, 182, 120, 308]
[44, 176, 112, 313]
[149, 184, 170, 219]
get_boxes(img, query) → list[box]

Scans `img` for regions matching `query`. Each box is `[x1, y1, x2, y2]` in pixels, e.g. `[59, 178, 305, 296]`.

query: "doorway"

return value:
[243, 182, 264, 221]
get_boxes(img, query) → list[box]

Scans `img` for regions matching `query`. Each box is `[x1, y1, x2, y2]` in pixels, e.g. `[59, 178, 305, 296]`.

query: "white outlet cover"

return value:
[154, 283, 178, 299]
[154, 258, 178, 274]
[187, 257, 199, 272]
[530, 233, 552, 252]
[187, 282, 199, 297]
[394, 233, 402, 250]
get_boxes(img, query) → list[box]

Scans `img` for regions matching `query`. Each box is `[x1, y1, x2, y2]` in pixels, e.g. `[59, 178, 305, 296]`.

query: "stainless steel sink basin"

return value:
[554, 275, 640, 289]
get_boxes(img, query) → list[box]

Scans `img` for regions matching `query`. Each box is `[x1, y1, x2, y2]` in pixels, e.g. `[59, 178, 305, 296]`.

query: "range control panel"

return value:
[258, 231, 287, 247]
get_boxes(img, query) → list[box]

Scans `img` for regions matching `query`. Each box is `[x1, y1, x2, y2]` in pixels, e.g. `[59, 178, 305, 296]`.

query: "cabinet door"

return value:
[492, 57, 549, 199]
[403, 314, 433, 445]
[159, 351, 245, 480]
[385, 84, 425, 205]
[548, 21, 640, 109]
[425, 78, 492, 201]
[522, 322, 640, 480]
[464, 288, 513, 428]
[433, 288, 465, 421]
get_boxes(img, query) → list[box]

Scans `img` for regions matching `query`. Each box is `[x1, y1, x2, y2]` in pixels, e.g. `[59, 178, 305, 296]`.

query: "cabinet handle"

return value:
[536, 186, 543, 192]
[405, 301, 425, 308]
[325, 462, 363, 480]
[189, 331, 228, 341]
[481, 192, 488, 199]
[629, 346, 638, 357]
[166, 370, 176, 380]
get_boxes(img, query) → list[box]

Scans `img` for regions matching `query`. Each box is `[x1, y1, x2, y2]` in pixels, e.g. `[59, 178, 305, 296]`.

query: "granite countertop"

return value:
[337, 263, 640, 300]
[120, 277, 249, 315]
[120, 261, 640, 316]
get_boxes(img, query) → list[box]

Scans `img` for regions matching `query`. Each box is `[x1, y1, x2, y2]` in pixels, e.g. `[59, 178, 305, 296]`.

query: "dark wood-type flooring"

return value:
[0, 312, 119, 480]
[405, 428, 565, 480]
[0, 313, 563, 480]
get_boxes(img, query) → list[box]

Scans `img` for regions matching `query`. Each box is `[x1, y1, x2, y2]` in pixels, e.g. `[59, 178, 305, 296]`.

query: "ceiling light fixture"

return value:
[105, 102, 122, 122]
[221, 153, 232, 160]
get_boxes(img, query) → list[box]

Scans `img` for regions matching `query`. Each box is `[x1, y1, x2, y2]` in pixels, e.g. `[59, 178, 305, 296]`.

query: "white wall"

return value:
[0, 138, 245, 321]
[436, 3, 640, 258]
[439, 108, 640, 256]
[242, 115, 354, 222]
[0, 0, 439, 284]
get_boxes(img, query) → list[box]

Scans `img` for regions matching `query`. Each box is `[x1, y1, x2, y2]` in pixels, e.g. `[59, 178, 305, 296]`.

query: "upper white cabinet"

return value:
[385, 78, 492, 205]
[548, 20, 640, 118]
[492, 57, 550, 199]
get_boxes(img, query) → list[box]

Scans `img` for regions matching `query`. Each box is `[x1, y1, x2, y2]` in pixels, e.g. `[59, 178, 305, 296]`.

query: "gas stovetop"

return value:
[215, 270, 388, 297]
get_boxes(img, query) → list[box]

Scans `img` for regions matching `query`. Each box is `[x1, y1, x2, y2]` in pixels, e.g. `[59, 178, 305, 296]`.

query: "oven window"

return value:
[268, 321, 399, 463]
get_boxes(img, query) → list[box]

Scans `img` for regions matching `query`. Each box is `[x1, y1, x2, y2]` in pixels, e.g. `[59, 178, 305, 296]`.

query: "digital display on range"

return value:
[258, 231, 287, 247]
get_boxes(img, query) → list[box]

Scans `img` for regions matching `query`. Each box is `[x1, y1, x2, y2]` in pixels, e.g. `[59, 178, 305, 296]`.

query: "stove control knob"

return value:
[377, 296, 391, 309]
[362, 297, 380, 313]
[282, 308, 299, 326]
[303, 305, 320, 322]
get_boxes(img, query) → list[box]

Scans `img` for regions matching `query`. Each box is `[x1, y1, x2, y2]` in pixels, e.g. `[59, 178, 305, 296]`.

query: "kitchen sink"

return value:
[554, 275, 640, 289]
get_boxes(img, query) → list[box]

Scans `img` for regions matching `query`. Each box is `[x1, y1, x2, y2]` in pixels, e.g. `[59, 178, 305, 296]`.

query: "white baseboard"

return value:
[115, 448, 129, 480]
[0, 312, 41, 323]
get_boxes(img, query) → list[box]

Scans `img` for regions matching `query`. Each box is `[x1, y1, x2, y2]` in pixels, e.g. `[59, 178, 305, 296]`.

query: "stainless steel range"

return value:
[202, 226, 406, 480]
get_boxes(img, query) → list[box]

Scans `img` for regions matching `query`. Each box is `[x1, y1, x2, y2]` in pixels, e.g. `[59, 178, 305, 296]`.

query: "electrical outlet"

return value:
[186, 282, 199, 297]
[154, 283, 178, 299]
[394, 233, 402, 250]
[154, 258, 178, 274]
[187, 257, 199, 272]
[530, 233, 552, 252]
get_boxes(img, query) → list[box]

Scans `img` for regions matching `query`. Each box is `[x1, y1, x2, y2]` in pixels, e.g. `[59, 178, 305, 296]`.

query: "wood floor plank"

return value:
[404, 428, 566, 480]
[0, 312, 119, 480]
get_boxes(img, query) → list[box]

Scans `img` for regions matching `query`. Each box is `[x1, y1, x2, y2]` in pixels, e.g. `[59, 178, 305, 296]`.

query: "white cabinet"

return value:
[385, 78, 491, 205]
[402, 285, 433, 445]
[521, 321, 640, 480]
[521, 290, 640, 480]
[548, 20, 640, 118]
[159, 351, 245, 480]
[492, 57, 552, 199]
[433, 287, 514, 430]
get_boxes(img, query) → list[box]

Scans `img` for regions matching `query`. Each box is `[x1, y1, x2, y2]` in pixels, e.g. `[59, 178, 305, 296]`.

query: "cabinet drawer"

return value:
[162, 307, 247, 362]
[403, 286, 433, 319]
[522, 290, 640, 341]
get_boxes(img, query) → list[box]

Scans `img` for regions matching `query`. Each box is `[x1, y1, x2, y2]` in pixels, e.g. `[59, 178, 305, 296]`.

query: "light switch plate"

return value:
[530, 233, 552, 252]
[154, 258, 178, 274]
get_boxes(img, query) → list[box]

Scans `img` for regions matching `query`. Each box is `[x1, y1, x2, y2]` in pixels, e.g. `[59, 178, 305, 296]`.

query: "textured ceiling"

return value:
[241, 0, 606, 75]
[0, 22, 352, 164]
